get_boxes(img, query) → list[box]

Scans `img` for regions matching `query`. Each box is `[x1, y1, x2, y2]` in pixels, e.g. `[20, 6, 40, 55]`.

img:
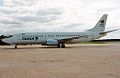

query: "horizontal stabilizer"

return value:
[100, 29, 119, 34]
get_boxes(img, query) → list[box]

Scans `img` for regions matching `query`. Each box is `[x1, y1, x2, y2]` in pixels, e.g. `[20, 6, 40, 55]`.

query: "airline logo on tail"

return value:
[100, 20, 104, 27]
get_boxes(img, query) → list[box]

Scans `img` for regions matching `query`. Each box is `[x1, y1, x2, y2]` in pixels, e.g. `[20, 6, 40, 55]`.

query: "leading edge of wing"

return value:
[57, 36, 80, 43]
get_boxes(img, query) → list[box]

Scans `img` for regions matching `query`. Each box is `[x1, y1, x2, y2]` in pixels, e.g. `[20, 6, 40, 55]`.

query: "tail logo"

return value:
[100, 20, 104, 27]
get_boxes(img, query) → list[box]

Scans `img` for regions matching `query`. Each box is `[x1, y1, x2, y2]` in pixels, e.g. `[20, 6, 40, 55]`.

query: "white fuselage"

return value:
[3, 32, 104, 45]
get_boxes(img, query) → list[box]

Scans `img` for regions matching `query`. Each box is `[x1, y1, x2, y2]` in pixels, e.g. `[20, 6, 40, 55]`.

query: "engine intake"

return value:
[46, 39, 58, 46]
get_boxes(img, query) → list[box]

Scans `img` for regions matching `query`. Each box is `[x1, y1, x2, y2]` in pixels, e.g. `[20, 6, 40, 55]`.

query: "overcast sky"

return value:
[0, 0, 3, 6]
[0, 0, 120, 39]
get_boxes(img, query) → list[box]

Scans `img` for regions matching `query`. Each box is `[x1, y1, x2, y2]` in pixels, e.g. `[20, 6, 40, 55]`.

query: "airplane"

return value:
[2, 14, 119, 48]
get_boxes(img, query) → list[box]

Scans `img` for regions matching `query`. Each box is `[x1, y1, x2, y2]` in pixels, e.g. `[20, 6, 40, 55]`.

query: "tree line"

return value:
[0, 35, 13, 40]
[0, 35, 9, 40]
[0, 35, 10, 45]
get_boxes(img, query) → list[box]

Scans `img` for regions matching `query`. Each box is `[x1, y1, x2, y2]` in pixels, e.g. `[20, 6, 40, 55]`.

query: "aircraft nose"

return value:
[2, 38, 11, 44]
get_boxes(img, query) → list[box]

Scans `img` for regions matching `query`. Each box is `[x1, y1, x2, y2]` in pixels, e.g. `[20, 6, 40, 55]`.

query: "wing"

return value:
[58, 36, 80, 43]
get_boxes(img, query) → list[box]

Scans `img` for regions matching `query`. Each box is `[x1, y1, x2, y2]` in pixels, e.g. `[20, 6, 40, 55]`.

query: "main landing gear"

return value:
[57, 44, 61, 48]
[61, 44, 65, 48]
[57, 44, 65, 48]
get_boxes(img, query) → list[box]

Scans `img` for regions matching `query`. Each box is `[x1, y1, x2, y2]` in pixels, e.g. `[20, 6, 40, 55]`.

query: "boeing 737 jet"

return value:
[2, 14, 118, 48]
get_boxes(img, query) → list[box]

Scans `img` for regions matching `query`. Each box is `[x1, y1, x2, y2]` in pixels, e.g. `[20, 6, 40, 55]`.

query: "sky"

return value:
[0, 0, 120, 39]
[0, 0, 3, 6]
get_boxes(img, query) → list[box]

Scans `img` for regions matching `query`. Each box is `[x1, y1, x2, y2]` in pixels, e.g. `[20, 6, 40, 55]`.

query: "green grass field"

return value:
[80, 41, 105, 44]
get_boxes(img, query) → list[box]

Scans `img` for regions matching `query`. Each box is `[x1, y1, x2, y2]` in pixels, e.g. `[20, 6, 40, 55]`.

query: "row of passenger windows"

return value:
[56, 35, 79, 37]
[22, 35, 80, 37]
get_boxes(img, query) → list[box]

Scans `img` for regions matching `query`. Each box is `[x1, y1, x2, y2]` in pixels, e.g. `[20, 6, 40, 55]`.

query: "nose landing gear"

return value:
[14, 45, 17, 49]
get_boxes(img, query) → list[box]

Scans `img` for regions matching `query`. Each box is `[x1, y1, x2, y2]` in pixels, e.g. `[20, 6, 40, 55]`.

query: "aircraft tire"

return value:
[61, 44, 65, 48]
[15, 45, 17, 49]
[57, 44, 61, 48]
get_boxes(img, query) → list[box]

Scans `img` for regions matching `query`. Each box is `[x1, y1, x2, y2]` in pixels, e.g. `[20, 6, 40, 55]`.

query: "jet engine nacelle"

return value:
[46, 39, 58, 46]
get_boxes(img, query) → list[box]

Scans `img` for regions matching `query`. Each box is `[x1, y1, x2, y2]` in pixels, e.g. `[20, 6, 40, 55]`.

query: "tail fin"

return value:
[87, 14, 108, 33]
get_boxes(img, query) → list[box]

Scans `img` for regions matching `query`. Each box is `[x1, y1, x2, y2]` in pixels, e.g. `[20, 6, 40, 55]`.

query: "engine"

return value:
[46, 39, 58, 46]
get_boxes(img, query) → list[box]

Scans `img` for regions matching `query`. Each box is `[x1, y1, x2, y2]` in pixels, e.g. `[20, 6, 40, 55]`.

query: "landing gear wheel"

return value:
[61, 44, 65, 48]
[15, 45, 17, 49]
[57, 44, 61, 48]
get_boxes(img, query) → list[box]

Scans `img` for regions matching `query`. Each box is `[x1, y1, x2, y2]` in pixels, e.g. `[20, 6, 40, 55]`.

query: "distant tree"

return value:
[0, 35, 5, 39]
[0, 35, 10, 39]
[0, 35, 11, 45]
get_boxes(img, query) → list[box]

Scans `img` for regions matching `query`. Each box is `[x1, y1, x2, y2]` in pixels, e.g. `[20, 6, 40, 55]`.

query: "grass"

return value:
[79, 41, 105, 44]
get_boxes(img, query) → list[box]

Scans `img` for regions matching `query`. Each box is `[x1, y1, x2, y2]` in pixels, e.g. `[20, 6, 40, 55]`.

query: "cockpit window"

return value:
[8, 35, 13, 38]
[6, 35, 13, 38]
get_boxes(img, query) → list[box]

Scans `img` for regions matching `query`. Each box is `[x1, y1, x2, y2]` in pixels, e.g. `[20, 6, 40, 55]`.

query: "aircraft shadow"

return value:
[0, 46, 72, 50]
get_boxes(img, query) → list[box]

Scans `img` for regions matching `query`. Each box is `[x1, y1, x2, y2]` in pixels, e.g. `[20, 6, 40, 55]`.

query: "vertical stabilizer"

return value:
[87, 14, 108, 33]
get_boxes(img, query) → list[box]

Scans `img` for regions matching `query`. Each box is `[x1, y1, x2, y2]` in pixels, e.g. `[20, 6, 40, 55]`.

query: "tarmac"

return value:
[0, 43, 120, 78]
